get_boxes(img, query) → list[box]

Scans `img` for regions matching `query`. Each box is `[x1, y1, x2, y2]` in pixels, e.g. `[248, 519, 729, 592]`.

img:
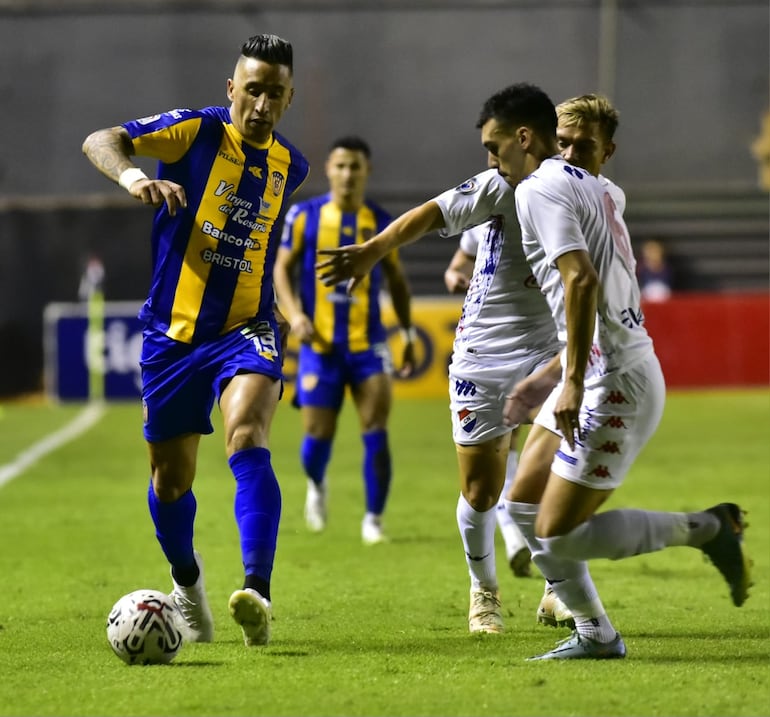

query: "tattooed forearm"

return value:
[81, 127, 135, 183]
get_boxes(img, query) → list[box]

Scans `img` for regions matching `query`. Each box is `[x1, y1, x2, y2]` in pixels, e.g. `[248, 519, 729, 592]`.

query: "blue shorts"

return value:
[140, 319, 283, 442]
[295, 343, 392, 411]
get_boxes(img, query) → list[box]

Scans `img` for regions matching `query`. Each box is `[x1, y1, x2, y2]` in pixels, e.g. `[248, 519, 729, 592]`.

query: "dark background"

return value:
[1, 0, 768, 396]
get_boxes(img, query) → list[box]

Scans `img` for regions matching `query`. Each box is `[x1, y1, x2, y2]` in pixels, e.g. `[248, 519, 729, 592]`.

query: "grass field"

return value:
[0, 389, 768, 717]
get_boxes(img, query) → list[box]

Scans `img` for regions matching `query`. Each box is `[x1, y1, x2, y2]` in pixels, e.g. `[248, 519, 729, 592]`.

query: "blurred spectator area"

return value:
[0, 0, 767, 395]
[1, 187, 767, 397]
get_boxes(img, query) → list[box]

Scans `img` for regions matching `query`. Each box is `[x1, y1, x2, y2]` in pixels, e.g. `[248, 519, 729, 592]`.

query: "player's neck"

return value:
[332, 193, 364, 214]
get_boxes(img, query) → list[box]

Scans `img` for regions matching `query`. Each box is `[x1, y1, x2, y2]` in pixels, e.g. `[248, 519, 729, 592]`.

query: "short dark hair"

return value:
[329, 135, 371, 159]
[476, 83, 557, 137]
[240, 34, 293, 72]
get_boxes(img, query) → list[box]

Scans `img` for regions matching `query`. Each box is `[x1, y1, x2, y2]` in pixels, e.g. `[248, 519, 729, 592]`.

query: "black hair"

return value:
[476, 83, 557, 137]
[329, 135, 371, 159]
[240, 34, 293, 72]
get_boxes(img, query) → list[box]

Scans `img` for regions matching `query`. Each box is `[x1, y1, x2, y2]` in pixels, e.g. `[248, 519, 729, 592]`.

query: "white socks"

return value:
[457, 493, 498, 590]
[495, 450, 529, 560]
[543, 509, 707, 562]
[507, 500, 616, 643]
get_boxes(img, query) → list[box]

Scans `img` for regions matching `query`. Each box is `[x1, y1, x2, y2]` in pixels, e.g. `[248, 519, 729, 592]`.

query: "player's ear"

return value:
[287, 87, 294, 108]
[602, 140, 616, 163]
[226, 78, 235, 103]
[517, 126, 531, 148]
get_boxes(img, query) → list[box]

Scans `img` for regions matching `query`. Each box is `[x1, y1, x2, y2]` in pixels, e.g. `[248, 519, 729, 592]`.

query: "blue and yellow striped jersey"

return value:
[280, 193, 395, 353]
[123, 106, 309, 344]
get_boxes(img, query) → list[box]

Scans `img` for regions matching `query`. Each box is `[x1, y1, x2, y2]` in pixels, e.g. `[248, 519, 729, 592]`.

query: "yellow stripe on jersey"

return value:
[311, 202, 342, 351]
[347, 205, 377, 352]
[130, 117, 202, 164]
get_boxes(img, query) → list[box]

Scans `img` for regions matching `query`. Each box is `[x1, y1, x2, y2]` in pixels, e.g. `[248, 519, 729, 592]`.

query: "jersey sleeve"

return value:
[122, 108, 206, 164]
[280, 202, 306, 256]
[433, 169, 512, 237]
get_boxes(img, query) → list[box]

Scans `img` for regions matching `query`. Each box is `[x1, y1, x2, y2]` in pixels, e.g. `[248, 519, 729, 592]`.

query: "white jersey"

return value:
[515, 156, 653, 384]
[434, 168, 560, 362]
[599, 173, 626, 215]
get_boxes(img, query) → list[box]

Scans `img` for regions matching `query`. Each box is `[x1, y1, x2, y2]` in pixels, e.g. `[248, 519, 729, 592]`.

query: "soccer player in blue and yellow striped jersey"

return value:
[82, 34, 308, 649]
[274, 136, 415, 545]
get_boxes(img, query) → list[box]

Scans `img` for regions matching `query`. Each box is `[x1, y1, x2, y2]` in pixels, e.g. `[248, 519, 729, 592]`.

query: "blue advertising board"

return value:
[43, 302, 144, 401]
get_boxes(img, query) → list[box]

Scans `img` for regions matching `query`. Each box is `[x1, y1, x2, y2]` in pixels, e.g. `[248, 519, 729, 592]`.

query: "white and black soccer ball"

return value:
[106, 589, 184, 665]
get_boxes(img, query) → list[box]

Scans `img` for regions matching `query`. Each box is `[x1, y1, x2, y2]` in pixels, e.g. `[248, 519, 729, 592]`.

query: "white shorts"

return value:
[449, 348, 555, 445]
[536, 353, 666, 490]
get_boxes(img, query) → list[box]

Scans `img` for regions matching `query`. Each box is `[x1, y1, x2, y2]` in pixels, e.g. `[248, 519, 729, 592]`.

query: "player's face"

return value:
[326, 148, 370, 205]
[480, 118, 527, 187]
[227, 56, 294, 145]
[557, 121, 615, 177]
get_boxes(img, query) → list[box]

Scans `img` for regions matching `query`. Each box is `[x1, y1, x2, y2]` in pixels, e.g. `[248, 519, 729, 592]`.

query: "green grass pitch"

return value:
[0, 389, 767, 717]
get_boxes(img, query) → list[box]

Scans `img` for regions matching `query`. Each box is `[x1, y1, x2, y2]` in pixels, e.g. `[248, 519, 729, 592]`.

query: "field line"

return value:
[0, 402, 106, 489]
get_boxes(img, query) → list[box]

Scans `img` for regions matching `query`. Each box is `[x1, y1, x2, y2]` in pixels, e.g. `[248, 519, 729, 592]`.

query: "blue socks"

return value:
[300, 436, 332, 486]
[363, 429, 391, 515]
[230, 447, 281, 599]
[147, 480, 198, 585]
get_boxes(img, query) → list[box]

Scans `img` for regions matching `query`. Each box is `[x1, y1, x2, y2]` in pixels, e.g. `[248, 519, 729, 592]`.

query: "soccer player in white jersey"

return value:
[468, 83, 751, 660]
[444, 223, 534, 581]
[442, 94, 629, 628]
[317, 151, 561, 634]
[318, 84, 751, 654]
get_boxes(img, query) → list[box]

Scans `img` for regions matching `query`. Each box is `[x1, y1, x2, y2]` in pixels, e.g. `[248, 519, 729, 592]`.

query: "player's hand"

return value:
[316, 244, 377, 294]
[273, 304, 291, 359]
[129, 178, 187, 217]
[289, 313, 316, 345]
[503, 365, 560, 427]
[444, 269, 470, 294]
[398, 340, 417, 379]
[553, 379, 584, 450]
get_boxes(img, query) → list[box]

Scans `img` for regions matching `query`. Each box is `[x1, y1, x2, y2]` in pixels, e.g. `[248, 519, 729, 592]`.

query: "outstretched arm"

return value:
[316, 200, 445, 292]
[82, 126, 187, 216]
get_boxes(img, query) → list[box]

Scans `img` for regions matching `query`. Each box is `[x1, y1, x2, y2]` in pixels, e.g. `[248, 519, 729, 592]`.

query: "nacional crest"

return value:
[458, 408, 477, 433]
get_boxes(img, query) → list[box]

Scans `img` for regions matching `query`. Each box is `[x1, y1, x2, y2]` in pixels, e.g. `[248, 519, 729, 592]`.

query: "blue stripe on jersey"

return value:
[124, 106, 309, 344]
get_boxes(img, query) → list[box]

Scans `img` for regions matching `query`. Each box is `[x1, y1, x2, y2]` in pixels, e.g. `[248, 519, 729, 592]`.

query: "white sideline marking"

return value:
[0, 402, 106, 488]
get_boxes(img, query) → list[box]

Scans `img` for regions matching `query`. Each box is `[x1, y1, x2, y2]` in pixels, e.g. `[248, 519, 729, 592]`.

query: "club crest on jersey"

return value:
[458, 408, 477, 433]
[455, 179, 478, 194]
[271, 171, 285, 195]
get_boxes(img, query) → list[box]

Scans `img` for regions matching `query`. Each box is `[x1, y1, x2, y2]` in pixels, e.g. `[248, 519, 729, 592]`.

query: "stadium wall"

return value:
[39, 295, 770, 404]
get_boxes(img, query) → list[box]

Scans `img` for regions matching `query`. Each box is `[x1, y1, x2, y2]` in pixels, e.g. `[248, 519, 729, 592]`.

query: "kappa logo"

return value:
[588, 464, 611, 478]
[604, 390, 629, 404]
[458, 408, 477, 433]
[598, 441, 621, 454]
[603, 416, 628, 429]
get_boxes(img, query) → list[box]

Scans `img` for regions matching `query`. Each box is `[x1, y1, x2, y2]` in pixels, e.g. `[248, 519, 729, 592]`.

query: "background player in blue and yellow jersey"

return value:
[273, 136, 415, 545]
[82, 34, 309, 649]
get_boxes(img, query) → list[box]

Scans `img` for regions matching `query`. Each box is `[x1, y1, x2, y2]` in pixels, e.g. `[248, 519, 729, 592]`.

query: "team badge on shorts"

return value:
[458, 408, 477, 433]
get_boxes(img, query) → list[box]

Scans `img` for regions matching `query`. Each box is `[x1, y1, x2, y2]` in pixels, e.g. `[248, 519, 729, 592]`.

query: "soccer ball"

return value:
[106, 589, 184, 665]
